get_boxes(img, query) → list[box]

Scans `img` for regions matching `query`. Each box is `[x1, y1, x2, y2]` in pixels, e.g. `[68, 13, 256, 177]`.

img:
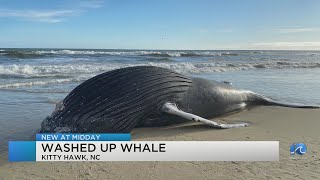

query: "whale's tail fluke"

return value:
[266, 100, 320, 108]
[255, 94, 320, 108]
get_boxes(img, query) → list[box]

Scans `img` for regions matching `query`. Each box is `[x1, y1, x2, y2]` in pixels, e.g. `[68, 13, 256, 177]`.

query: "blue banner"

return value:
[8, 141, 36, 162]
[36, 133, 131, 141]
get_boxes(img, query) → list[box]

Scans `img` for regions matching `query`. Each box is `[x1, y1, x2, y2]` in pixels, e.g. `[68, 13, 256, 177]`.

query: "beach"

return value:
[1, 106, 319, 179]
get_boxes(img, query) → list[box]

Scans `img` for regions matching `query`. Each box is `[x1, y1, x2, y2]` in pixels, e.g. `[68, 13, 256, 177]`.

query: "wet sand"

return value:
[0, 106, 320, 179]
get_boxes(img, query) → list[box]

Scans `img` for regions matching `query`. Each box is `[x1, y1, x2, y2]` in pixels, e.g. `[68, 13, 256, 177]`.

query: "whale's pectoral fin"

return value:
[162, 103, 249, 129]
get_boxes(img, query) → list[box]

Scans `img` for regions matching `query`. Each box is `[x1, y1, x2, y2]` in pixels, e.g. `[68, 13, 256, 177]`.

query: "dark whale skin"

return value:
[41, 66, 192, 133]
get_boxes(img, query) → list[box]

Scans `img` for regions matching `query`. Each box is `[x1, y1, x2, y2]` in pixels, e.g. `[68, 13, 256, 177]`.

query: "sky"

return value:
[0, 0, 320, 50]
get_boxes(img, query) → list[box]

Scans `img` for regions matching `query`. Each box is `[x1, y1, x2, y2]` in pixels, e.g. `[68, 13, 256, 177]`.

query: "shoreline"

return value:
[0, 106, 320, 179]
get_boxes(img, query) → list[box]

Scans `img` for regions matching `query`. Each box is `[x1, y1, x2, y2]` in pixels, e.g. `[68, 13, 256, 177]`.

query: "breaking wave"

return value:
[1, 61, 320, 88]
[0, 64, 118, 79]
[1, 49, 240, 58]
[1, 61, 320, 78]
[1, 50, 45, 59]
[0, 78, 85, 88]
[36, 50, 238, 57]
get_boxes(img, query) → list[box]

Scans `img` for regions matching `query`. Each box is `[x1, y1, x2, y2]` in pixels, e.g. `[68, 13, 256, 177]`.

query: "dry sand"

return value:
[0, 106, 320, 180]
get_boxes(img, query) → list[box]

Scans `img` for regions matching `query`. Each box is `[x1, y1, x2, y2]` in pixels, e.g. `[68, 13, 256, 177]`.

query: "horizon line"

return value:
[1, 47, 320, 51]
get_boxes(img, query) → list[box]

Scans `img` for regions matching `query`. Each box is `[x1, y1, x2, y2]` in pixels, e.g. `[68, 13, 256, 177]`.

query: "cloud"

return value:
[0, 0, 104, 23]
[216, 29, 233, 33]
[78, 0, 104, 8]
[272, 28, 320, 33]
[198, 28, 233, 33]
[250, 41, 320, 50]
[199, 29, 209, 33]
[0, 9, 79, 23]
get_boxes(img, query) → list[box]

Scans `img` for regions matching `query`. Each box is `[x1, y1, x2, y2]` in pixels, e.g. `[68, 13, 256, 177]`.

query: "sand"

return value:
[0, 106, 320, 180]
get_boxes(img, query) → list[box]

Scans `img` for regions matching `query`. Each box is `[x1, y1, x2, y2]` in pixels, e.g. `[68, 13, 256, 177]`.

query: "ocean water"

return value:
[0, 49, 320, 153]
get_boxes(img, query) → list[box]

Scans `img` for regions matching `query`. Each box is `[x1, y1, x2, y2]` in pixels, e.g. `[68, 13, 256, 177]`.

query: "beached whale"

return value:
[40, 66, 319, 133]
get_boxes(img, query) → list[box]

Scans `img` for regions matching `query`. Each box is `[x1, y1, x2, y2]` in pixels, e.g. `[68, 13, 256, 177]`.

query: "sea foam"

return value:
[1, 61, 320, 88]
